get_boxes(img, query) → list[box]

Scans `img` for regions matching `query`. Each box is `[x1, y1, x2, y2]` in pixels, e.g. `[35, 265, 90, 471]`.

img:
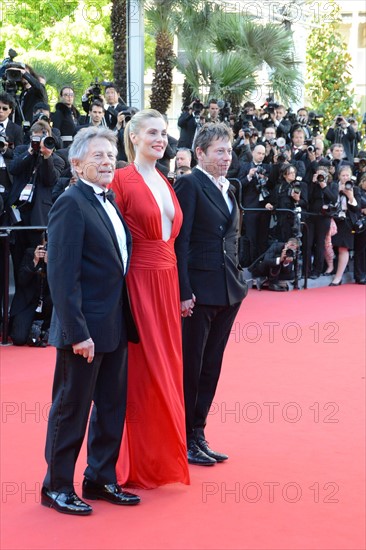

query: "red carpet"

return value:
[1, 285, 365, 550]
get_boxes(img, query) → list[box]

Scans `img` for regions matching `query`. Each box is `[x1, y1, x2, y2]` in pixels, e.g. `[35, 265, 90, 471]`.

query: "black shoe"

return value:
[355, 279, 366, 285]
[268, 283, 287, 292]
[41, 486, 92, 515]
[329, 280, 342, 287]
[309, 272, 320, 280]
[82, 478, 140, 506]
[187, 441, 216, 466]
[196, 439, 229, 462]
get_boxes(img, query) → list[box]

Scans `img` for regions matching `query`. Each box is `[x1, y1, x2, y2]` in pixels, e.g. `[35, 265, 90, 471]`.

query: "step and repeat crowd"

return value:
[0, 64, 365, 346]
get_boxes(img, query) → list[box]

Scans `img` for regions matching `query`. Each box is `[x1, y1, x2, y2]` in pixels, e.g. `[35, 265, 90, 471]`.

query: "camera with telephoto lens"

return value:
[336, 115, 343, 126]
[88, 78, 110, 101]
[344, 179, 355, 191]
[285, 248, 295, 259]
[242, 126, 252, 137]
[316, 173, 327, 184]
[31, 134, 56, 154]
[254, 166, 270, 199]
[262, 99, 279, 116]
[288, 178, 302, 197]
[191, 97, 205, 116]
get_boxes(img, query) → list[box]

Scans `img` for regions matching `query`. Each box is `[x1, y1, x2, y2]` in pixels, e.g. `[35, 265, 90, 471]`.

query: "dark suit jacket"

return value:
[47, 180, 134, 351]
[2, 120, 24, 160]
[174, 167, 248, 306]
[177, 111, 197, 149]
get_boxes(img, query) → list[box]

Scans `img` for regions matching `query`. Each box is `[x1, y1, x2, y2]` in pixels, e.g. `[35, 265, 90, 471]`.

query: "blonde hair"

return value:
[124, 109, 165, 163]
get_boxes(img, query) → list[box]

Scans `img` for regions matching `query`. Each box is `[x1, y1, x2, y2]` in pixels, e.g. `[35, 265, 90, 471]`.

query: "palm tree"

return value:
[146, 0, 201, 113]
[111, 0, 127, 102]
[175, 9, 302, 108]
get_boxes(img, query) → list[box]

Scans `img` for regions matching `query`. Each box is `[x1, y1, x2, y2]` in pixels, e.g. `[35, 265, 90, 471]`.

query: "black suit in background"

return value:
[177, 111, 197, 149]
[175, 167, 248, 444]
[238, 161, 273, 265]
[43, 179, 133, 492]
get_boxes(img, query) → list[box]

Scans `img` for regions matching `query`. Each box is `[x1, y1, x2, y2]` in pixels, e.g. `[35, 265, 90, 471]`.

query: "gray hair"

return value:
[69, 126, 117, 176]
[193, 122, 233, 155]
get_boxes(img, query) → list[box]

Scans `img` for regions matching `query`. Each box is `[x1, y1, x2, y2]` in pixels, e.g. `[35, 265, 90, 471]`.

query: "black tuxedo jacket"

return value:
[47, 179, 134, 351]
[2, 120, 24, 159]
[174, 167, 248, 306]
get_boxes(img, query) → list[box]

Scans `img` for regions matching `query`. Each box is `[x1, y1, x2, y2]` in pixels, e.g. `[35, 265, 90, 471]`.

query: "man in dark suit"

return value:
[238, 144, 273, 265]
[175, 123, 248, 466]
[41, 126, 140, 515]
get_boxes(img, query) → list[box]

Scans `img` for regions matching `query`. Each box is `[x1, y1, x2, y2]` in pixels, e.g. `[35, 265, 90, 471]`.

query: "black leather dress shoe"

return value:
[82, 478, 140, 505]
[268, 283, 286, 292]
[196, 439, 229, 462]
[355, 279, 366, 285]
[187, 441, 216, 466]
[41, 486, 92, 515]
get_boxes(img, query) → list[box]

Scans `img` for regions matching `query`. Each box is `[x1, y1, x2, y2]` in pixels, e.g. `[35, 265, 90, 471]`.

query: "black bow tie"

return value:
[95, 189, 115, 202]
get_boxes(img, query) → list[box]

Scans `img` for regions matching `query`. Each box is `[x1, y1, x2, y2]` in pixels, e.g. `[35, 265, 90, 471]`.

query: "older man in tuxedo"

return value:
[41, 126, 140, 515]
[175, 123, 248, 466]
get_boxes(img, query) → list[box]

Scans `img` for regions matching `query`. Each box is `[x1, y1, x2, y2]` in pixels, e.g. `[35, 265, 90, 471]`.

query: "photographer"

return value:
[294, 108, 312, 139]
[326, 115, 356, 163]
[250, 237, 300, 291]
[329, 166, 360, 286]
[353, 153, 366, 184]
[0, 93, 24, 200]
[8, 64, 48, 127]
[9, 237, 52, 346]
[353, 173, 366, 284]
[272, 165, 308, 242]
[23, 102, 63, 150]
[51, 86, 80, 147]
[239, 144, 273, 265]
[7, 120, 64, 278]
[306, 165, 339, 279]
[268, 104, 291, 140]
[177, 98, 205, 149]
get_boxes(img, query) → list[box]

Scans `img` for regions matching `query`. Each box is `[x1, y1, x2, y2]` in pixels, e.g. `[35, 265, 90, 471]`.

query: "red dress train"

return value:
[111, 164, 190, 489]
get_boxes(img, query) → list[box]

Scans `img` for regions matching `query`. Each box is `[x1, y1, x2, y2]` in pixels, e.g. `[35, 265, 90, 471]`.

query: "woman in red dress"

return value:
[111, 110, 190, 488]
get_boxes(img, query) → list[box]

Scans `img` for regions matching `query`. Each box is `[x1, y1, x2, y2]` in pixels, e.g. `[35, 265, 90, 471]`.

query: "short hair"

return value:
[89, 100, 104, 110]
[33, 102, 50, 113]
[60, 85, 74, 96]
[287, 237, 300, 248]
[193, 123, 233, 155]
[105, 83, 119, 93]
[176, 147, 192, 158]
[338, 164, 352, 176]
[30, 120, 52, 135]
[291, 125, 306, 137]
[208, 98, 218, 106]
[280, 164, 297, 178]
[68, 126, 117, 176]
[243, 101, 255, 110]
[330, 143, 344, 152]
[124, 109, 165, 163]
[297, 107, 308, 114]
[0, 92, 15, 110]
[359, 173, 366, 186]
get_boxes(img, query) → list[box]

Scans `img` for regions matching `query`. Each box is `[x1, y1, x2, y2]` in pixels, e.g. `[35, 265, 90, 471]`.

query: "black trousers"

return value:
[306, 215, 331, 275]
[243, 211, 271, 264]
[182, 302, 242, 443]
[43, 330, 128, 493]
[354, 230, 366, 281]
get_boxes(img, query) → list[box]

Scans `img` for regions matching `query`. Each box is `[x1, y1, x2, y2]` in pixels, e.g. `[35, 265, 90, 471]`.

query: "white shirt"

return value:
[0, 119, 9, 168]
[196, 165, 233, 213]
[81, 179, 128, 272]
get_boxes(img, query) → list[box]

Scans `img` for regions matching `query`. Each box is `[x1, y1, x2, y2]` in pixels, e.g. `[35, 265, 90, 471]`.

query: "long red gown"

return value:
[111, 164, 190, 489]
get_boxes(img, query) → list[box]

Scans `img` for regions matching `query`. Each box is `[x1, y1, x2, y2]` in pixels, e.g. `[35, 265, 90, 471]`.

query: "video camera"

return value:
[308, 111, 324, 136]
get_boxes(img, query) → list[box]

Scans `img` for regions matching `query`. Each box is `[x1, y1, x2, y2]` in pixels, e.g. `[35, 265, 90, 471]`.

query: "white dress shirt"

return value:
[196, 165, 233, 213]
[81, 179, 128, 271]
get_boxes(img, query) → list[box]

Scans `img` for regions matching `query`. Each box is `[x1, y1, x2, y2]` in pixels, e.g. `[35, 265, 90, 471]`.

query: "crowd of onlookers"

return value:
[0, 64, 365, 345]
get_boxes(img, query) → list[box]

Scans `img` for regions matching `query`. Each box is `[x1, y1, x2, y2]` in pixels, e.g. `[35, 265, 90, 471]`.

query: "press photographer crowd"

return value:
[0, 54, 366, 347]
